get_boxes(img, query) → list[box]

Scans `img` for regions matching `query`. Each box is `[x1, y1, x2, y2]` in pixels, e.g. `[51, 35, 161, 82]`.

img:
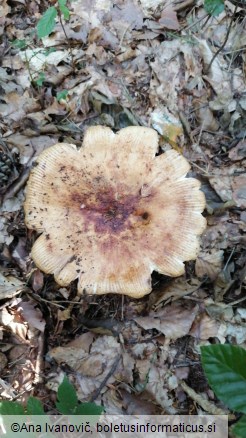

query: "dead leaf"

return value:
[229, 141, 246, 161]
[159, 6, 180, 30]
[111, 0, 144, 31]
[139, 0, 164, 15]
[18, 301, 45, 332]
[0, 92, 40, 122]
[134, 302, 198, 340]
[0, 352, 7, 372]
[209, 165, 245, 205]
[195, 250, 224, 281]
[49, 334, 121, 400]
[0, 0, 10, 18]
[232, 175, 246, 208]
[136, 359, 176, 413]
[1, 306, 28, 342]
[218, 322, 246, 345]
[151, 108, 184, 145]
[31, 269, 44, 292]
[190, 313, 220, 340]
[0, 273, 25, 299]
[120, 388, 161, 414]
[6, 133, 57, 164]
[150, 277, 201, 309]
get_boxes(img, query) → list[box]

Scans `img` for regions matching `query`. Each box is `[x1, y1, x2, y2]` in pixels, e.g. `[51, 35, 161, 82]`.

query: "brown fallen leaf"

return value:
[228, 140, 246, 161]
[120, 388, 161, 414]
[49, 334, 121, 400]
[18, 301, 45, 332]
[0, 351, 7, 372]
[158, 6, 180, 30]
[209, 165, 245, 206]
[0, 272, 25, 300]
[1, 305, 28, 342]
[232, 175, 246, 208]
[0, 91, 40, 122]
[0, 0, 10, 18]
[150, 277, 201, 309]
[31, 269, 44, 293]
[190, 313, 220, 340]
[195, 250, 224, 281]
[135, 359, 176, 413]
[134, 302, 198, 340]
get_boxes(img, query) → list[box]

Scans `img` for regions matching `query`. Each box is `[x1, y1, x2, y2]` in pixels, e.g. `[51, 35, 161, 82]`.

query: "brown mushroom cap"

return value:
[24, 126, 206, 298]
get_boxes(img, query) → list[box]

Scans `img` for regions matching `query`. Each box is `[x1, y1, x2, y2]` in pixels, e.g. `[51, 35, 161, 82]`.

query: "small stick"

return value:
[88, 355, 121, 402]
[205, 7, 238, 74]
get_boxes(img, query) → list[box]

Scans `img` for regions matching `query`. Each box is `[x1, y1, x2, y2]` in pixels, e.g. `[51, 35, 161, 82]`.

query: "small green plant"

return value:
[201, 344, 246, 438]
[204, 0, 225, 16]
[56, 90, 69, 102]
[0, 376, 103, 416]
[11, 39, 28, 50]
[34, 71, 46, 87]
[37, 0, 70, 39]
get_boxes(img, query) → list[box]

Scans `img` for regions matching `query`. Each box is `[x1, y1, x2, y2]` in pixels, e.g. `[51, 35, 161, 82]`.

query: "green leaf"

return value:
[37, 7, 57, 39]
[35, 72, 46, 87]
[56, 376, 78, 414]
[204, 0, 224, 16]
[27, 397, 45, 415]
[201, 345, 246, 413]
[57, 90, 68, 102]
[43, 47, 57, 56]
[11, 39, 27, 49]
[58, 0, 70, 20]
[233, 415, 246, 438]
[74, 402, 104, 415]
[0, 401, 25, 415]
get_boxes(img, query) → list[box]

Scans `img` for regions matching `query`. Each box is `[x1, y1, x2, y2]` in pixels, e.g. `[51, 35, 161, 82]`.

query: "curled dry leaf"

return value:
[49, 334, 121, 400]
[1, 306, 28, 342]
[24, 126, 206, 297]
[0, 299, 45, 339]
[0, 91, 40, 122]
[134, 302, 198, 340]
[150, 277, 201, 309]
[190, 313, 220, 340]
[195, 250, 224, 281]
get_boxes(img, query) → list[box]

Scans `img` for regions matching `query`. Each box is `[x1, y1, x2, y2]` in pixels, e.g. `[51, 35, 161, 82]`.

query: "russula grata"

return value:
[24, 126, 206, 298]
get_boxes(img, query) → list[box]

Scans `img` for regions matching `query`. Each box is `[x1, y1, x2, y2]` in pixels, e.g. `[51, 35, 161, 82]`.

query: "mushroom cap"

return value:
[24, 126, 206, 298]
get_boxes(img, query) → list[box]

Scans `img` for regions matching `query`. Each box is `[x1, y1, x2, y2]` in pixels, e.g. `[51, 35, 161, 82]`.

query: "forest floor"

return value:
[0, 0, 246, 424]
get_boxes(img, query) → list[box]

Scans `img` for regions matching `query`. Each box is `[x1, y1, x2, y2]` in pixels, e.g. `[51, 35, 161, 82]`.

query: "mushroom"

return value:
[24, 126, 206, 298]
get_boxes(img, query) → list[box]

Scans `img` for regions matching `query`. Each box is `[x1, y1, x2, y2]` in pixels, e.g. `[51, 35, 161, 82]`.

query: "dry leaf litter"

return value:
[0, 0, 245, 416]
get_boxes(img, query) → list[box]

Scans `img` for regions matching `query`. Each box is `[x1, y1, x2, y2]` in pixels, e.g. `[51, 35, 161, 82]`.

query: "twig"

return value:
[180, 13, 209, 32]
[33, 332, 45, 384]
[57, 10, 75, 69]
[205, 7, 238, 73]
[174, 0, 195, 12]
[88, 355, 121, 402]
